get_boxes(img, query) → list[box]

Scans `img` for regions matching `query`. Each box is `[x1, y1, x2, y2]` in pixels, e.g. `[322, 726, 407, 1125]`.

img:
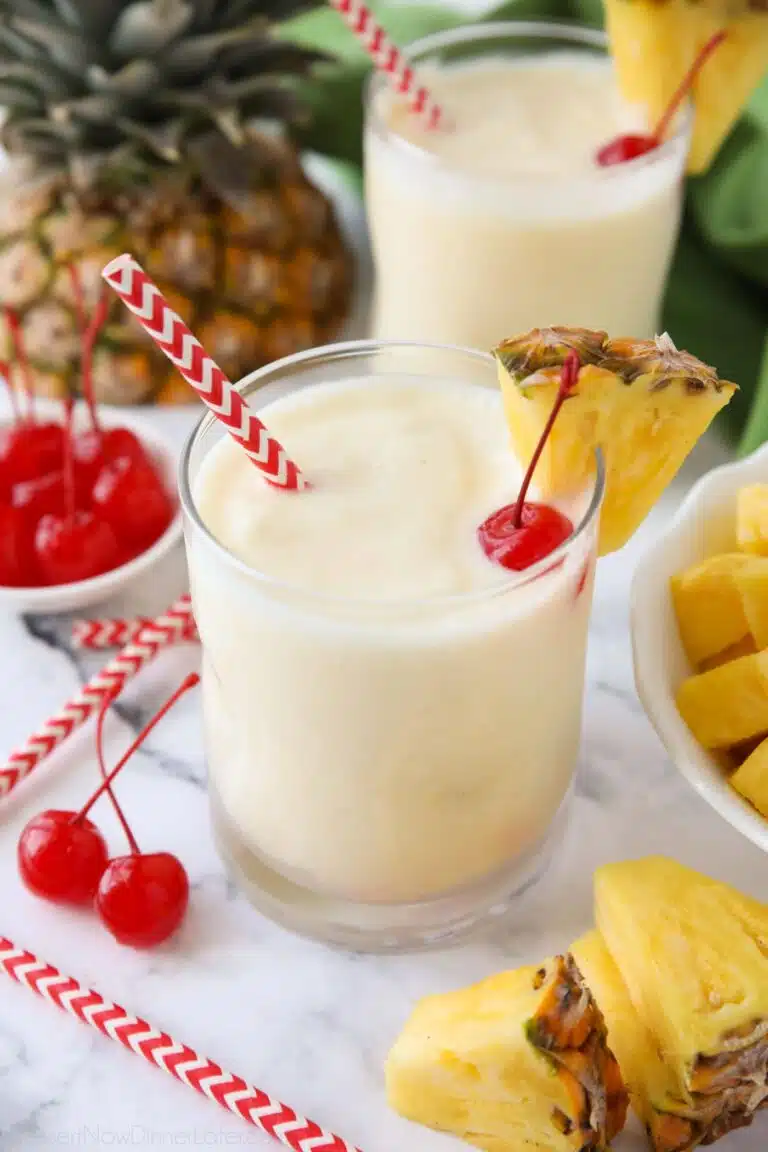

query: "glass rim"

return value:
[365, 20, 692, 186]
[178, 338, 606, 610]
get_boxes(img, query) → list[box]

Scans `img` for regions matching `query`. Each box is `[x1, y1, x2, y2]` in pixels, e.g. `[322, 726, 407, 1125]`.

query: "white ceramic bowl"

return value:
[631, 440, 768, 854]
[0, 402, 182, 615]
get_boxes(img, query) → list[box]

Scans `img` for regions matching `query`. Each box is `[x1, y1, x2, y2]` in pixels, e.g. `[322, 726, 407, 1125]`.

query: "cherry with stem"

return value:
[478, 352, 579, 572]
[597, 30, 727, 166]
[17, 673, 199, 941]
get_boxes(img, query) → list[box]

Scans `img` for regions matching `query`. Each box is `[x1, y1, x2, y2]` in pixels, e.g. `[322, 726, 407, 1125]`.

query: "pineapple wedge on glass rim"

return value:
[385, 954, 628, 1152]
[603, 0, 768, 174]
[572, 930, 742, 1152]
[595, 857, 768, 1136]
[495, 327, 736, 556]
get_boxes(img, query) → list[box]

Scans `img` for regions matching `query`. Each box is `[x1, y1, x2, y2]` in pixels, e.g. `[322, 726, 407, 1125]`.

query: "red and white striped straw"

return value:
[0, 936, 361, 1152]
[0, 595, 194, 800]
[329, 0, 444, 129]
[73, 614, 198, 650]
[102, 255, 306, 492]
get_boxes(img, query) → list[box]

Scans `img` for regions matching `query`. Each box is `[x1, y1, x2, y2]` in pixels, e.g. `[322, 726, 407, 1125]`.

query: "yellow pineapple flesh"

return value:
[604, 0, 768, 174]
[495, 328, 736, 556]
[737, 484, 768, 556]
[671, 553, 756, 666]
[595, 856, 768, 1125]
[676, 648, 768, 748]
[385, 954, 628, 1152]
[731, 736, 768, 818]
[699, 634, 756, 672]
[736, 563, 768, 650]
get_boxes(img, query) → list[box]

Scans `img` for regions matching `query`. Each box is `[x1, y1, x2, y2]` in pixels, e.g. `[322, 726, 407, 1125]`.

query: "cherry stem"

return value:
[6, 309, 34, 422]
[63, 396, 76, 526]
[652, 30, 727, 144]
[0, 359, 19, 424]
[76, 673, 200, 824]
[69, 267, 108, 436]
[95, 687, 141, 855]
[512, 351, 580, 529]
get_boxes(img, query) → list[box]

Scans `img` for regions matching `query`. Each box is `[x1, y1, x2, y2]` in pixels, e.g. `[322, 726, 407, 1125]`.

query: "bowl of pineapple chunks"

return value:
[632, 442, 768, 853]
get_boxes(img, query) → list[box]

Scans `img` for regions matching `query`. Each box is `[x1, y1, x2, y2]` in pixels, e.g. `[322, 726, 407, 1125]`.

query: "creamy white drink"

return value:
[366, 25, 689, 347]
[183, 343, 602, 949]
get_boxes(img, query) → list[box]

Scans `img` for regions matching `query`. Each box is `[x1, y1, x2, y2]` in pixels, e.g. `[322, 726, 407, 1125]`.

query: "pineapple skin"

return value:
[386, 955, 626, 1152]
[731, 735, 768, 818]
[495, 329, 735, 556]
[571, 931, 700, 1152]
[676, 648, 768, 748]
[0, 158, 352, 405]
[671, 553, 755, 666]
[594, 857, 768, 1090]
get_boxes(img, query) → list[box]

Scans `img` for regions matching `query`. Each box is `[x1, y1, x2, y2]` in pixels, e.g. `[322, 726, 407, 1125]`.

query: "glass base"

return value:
[210, 787, 572, 953]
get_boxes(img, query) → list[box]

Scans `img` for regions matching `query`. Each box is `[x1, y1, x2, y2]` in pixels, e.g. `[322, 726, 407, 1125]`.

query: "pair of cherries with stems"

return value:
[0, 271, 173, 588]
[18, 674, 199, 948]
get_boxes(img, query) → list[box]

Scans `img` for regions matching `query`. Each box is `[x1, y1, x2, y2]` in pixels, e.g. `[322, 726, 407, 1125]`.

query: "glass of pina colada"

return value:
[180, 331, 733, 951]
[365, 22, 691, 349]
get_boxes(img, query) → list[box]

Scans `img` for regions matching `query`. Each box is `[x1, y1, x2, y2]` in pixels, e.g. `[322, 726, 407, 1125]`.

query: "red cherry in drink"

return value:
[0, 504, 35, 586]
[479, 352, 579, 572]
[479, 502, 573, 571]
[17, 810, 109, 904]
[96, 852, 190, 948]
[93, 456, 173, 553]
[596, 32, 726, 167]
[35, 510, 120, 585]
[0, 420, 65, 484]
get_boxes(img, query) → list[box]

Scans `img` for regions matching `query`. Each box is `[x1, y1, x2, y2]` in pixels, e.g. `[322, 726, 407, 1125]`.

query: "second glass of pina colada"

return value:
[365, 22, 691, 349]
[180, 331, 734, 951]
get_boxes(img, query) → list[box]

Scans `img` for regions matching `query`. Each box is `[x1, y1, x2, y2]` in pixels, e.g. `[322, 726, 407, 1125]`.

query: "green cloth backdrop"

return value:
[283, 0, 768, 452]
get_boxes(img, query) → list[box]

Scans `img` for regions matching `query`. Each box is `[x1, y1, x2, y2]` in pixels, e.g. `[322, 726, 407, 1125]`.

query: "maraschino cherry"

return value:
[597, 31, 726, 166]
[33, 397, 120, 585]
[478, 352, 579, 571]
[68, 273, 151, 491]
[17, 674, 198, 947]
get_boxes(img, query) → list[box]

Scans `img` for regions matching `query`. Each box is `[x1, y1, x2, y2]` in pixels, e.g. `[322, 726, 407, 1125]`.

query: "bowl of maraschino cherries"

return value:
[0, 277, 181, 613]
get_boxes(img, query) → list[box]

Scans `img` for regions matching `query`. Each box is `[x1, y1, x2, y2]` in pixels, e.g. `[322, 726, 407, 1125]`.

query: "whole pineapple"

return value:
[0, 0, 353, 404]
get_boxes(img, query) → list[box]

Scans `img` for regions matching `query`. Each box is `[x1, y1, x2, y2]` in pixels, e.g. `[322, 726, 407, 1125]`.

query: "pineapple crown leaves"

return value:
[496, 326, 736, 395]
[0, 0, 331, 185]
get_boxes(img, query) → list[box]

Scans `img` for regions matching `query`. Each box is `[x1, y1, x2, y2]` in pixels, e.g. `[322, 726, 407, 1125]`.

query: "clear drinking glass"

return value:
[365, 22, 691, 348]
[180, 341, 604, 951]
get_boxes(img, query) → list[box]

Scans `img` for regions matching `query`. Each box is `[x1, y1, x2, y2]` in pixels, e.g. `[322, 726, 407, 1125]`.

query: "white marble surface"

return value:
[0, 174, 766, 1149]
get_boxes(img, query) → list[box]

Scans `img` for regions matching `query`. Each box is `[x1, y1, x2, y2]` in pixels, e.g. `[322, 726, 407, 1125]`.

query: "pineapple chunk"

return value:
[699, 634, 756, 672]
[676, 648, 768, 748]
[495, 329, 735, 556]
[737, 484, 768, 556]
[572, 931, 705, 1152]
[385, 954, 627, 1152]
[731, 736, 768, 819]
[595, 857, 768, 1106]
[671, 553, 754, 666]
[736, 561, 768, 649]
